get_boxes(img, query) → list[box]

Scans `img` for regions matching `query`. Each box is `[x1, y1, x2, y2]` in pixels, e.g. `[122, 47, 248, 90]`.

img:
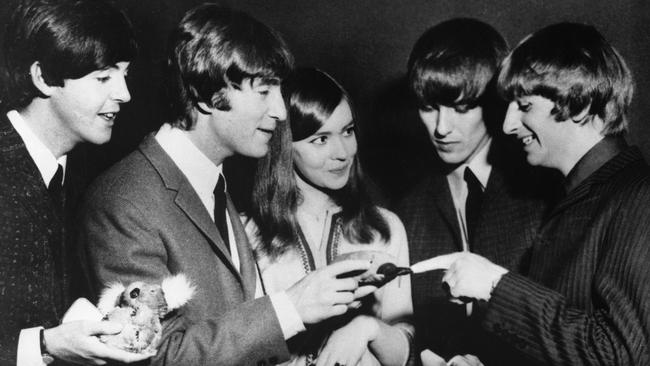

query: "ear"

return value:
[161, 274, 195, 310]
[196, 101, 213, 115]
[571, 103, 592, 124]
[97, 282, 126, 315]
[29, 62, 56, 97]
[196, 89, 229, 114]
[210, 89, 230, 111]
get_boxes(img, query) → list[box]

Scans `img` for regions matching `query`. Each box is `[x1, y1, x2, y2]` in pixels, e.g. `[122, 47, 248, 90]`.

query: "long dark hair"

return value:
[251, 68, 390, 259]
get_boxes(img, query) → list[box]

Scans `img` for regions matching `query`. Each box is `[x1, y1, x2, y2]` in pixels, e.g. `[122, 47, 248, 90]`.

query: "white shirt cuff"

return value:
[17, 327, 46, 366]
[269, 292, 305, 340]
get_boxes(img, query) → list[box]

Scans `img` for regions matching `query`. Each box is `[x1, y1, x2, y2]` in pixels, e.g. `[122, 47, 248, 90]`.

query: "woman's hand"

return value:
[315, 315, 379, 366]
[420, 349, 446, 366]
[447, 354, 485, 366]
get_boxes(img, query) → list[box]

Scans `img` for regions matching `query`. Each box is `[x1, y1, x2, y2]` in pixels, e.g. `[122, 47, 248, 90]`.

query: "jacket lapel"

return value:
[482, 166, 505, 208]
[227, 195, 256, 300]
[428, 174, 464, 250]
[0, 114, 67, 313]
[0, 114, 60, 227]
[138, 135, 241, 278]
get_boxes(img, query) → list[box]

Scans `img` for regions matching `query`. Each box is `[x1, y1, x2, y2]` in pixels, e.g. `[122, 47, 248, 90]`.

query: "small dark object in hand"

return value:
[335, 250, 412, 287]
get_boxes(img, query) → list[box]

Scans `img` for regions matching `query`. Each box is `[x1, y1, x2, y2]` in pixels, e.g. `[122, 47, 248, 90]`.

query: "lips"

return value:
[434, 140, 458, 152]
[435, 140, 457, 145]
[329, 164, 350, 175]
[520, 134, 536, 146]
[98, 111, 118, 121]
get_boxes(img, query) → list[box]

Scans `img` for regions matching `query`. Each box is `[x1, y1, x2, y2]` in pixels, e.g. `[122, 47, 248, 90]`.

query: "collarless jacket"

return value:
[484, 146, 650, 365]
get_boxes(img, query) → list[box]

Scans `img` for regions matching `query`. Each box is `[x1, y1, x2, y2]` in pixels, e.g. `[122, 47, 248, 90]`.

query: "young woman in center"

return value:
[245, 68, 413, 366]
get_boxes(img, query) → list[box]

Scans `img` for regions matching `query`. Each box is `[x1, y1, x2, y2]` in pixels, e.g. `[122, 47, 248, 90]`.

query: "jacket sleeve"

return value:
[482, 186, 650, 366]
[78, 192, 290, 366]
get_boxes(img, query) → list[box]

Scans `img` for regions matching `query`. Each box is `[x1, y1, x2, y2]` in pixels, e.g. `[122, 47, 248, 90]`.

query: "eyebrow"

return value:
[341, 121, 355, 130]
[254, 77, 281, 87]
[312, 121, 355, 137]
[96, 64, 129, 72]
[311, 130, 331, 137]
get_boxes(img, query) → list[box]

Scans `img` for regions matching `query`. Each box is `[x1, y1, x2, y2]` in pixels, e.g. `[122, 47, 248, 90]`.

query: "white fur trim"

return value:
[97, 282, 126, 315]
[161, 274, 195, 310]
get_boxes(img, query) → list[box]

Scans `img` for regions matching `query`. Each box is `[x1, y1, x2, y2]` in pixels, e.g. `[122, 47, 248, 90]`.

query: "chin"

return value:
[328, 183, 347, 191]
[327, 177, 349, 191]
[525, 154, 543, 167]
[438, 153, 467, 166]
[243, 146, 269, 158]
[87, 132, 112, 145]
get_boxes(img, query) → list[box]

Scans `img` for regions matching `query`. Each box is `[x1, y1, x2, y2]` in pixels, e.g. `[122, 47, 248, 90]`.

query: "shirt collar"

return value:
[155, 123, 223, 213]
[564, 136, 627, 193]
[448, 138, 493, 191]
[7, 110, 67, 187]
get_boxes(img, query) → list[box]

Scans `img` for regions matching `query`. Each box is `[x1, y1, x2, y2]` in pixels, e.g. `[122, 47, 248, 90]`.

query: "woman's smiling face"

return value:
[292, 99, 357, 191]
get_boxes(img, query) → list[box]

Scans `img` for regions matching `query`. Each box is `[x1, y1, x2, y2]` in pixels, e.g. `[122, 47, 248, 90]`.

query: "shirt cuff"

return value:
[17, 327, 46, 366]
[269, 292, 306, 340]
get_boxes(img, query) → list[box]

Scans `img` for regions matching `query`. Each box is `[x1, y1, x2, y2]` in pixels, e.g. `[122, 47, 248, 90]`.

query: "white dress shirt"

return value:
[155, 124, 304, 339]
[8, 110, 67, 366]
[446, 139, 492, 317]
[7, 110, 67, 186]
[446, 139, 492, 251]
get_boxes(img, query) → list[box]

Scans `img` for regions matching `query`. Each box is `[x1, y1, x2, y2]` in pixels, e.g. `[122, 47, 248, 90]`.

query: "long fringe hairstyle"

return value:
[250, 68, 390, 259]
[498, 22, 633, 136]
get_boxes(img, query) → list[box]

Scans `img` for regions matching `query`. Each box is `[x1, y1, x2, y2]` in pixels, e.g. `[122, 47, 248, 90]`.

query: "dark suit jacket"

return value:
[483, 140, 650, 365]
[395, 139, 558, 365]
[78, 135, 290, 366]
[0, 113, 88, 365]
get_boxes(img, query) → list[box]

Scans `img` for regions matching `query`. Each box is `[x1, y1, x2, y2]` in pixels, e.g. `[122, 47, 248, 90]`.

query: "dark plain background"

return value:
[2, 0, 649, 207]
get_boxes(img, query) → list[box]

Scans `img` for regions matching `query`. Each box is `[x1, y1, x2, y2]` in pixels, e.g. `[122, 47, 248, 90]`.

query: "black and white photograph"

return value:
[0, 0, 648, 365]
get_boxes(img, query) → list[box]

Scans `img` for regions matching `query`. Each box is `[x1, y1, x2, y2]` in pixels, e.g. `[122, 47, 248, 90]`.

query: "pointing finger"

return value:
[411, 253, 464, 273]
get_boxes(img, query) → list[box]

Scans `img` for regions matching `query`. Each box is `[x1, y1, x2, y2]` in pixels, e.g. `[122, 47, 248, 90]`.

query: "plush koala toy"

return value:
[97, 274, 195, 354]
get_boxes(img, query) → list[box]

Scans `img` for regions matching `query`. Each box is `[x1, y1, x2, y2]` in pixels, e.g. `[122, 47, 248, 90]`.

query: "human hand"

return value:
[286, 259, 373, 324]
[315, 315, 379, 366]
[420, 252, 507, 301]
[447, 354, 485, 366]
[333, 250, 411, 287]
[420, 349, 446, 366]
[44, 320, 154, 365]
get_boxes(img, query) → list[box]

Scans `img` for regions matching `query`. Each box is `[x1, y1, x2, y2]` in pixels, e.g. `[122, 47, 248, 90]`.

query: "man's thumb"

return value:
[88, 320, 123, 336]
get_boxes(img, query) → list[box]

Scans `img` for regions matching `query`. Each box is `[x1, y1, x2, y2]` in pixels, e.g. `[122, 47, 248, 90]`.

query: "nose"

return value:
[435, 106, 453, 137]
[112, 73, 131, 103]
[268, 87, 287, 121]
[330, 135, 356, 161]
[502, 102, 522, 135]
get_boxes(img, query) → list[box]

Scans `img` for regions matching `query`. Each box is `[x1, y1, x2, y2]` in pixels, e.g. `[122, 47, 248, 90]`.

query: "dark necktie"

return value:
[464, 167, 483, 244]
[213, 175, 230, 251]
[48, 164, 64, 210]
